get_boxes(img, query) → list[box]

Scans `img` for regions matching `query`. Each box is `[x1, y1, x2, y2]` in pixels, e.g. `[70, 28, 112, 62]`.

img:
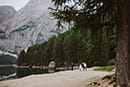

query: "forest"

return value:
[17, 27, 116, 67]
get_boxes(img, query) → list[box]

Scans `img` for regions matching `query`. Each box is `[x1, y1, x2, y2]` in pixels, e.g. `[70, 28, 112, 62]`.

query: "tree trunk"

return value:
[126, 1, 130, 84]
[116, 0, 130, 87]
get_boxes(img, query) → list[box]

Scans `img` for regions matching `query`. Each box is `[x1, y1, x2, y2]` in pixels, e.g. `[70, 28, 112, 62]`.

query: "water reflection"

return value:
[16, 68, 48, 78]
[0, 66, 16, 80]
[0, 66, 16, 76]
[0, 66, 49, 80]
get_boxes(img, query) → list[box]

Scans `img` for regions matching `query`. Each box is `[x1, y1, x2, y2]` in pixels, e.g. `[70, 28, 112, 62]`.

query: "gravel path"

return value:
[0, 68, 114, 87]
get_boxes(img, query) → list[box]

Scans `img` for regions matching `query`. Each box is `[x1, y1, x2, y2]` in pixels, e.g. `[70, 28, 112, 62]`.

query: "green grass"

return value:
[94, 66, 115, 72]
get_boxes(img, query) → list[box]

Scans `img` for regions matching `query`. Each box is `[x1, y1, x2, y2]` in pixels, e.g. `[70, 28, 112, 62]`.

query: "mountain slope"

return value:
[0, 6, 16, 30]
[0, 0, 59, 53]
[0, 6, 16, 39]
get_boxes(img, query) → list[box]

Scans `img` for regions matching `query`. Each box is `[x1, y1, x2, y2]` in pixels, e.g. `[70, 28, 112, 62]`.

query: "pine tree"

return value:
[17, 50, 26, 66]
[52, 34, 64, 66]
[50, 0, 130, 86]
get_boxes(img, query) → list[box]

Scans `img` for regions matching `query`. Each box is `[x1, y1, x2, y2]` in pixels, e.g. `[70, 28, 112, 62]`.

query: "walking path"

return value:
[0, 68, 114, 87]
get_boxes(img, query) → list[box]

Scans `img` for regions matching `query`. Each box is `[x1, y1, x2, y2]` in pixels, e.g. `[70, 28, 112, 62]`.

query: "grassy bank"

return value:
[94, 66, 115, 72]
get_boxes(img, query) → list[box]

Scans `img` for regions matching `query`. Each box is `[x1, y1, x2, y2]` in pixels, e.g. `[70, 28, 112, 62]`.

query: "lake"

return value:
[0, 66, 17, 80]
[0, 66, 49, 80]
[0, 54, 63, 80]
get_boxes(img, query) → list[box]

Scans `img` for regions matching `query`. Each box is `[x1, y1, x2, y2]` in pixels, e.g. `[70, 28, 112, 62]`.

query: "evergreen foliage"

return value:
[17, 28, 116, 67]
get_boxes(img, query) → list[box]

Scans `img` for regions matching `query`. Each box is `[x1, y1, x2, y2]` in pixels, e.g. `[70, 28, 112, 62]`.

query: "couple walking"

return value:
[79, 63, 87, 71]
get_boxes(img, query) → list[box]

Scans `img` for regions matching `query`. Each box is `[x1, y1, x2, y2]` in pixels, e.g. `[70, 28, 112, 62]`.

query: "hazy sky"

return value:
[0, 0, 30, 10]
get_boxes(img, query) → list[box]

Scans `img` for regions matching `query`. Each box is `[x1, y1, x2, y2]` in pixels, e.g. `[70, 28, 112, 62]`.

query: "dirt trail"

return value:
[0, 68, 114, 87]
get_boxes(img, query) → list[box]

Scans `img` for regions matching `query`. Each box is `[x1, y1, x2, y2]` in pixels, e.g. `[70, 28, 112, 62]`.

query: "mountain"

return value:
[0, 6, 16, 25]
[0, 6, 16, 38]
[0, 0, 59, 54]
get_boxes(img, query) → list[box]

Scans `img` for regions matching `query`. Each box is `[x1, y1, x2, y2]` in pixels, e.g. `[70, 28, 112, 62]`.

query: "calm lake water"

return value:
[0, 67, 48, 80]
[0, 66, 16, 76]
[0, 54, 49, 80]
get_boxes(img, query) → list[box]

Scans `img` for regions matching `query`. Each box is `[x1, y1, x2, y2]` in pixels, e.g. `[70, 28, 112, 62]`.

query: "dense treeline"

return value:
[17, 27, 116, 67]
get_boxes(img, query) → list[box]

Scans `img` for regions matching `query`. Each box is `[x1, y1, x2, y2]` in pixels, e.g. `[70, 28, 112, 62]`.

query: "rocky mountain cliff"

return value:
[0, 6, 16, 30]
[0, 0, 59, 54]
[0, 6, 16, 38]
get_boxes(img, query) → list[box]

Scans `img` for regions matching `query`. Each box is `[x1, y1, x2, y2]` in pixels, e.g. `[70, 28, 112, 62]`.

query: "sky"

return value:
[0, 0, 30, 10]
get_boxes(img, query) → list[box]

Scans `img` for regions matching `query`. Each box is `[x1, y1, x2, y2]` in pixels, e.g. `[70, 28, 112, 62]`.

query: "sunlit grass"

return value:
[94, 66, 115, 72]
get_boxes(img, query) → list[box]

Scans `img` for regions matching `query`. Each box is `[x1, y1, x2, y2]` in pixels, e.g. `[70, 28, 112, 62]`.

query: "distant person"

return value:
[81, 63, 85, 70]
[71, 63, 74, 71]
[83, 63, 87, 71]
[48, 61, 56, 73]
[79, 64, 83, 71]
